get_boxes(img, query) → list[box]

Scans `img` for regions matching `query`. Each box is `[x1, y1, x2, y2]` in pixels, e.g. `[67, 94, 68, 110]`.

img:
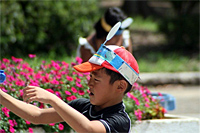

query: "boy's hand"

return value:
[23, 86, 55, 104]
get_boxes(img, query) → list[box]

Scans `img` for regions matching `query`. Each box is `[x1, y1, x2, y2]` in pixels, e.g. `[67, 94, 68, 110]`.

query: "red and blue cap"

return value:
[74, 44, 139, 85]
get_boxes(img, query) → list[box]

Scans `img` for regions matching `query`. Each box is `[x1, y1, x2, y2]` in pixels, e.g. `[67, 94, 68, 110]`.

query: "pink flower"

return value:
[13, 119, 17, 126]
[134, 109, 142, 120]
[144, 97, 150, 103]
[72, 72, 77, 75]
[46, 89, 54, 93]
[50, 79, 59, 85]
[145, 103, 150, 108]
[39, 103, 44, 108]
[11, 56, 23, 63]
[49, 123, 55, 126]
[0, 129, 6, 133]
[77, 73, 83, 77]
[58, 123, 64, 130]
[42, 60, 46, 64]
[51, 61, 61, 70]
[15, 79, 25, 86]
[28, 127, 33, 133]
[19, 89, 23, 97]
[3, 58, 10, 63]
[55, 91, 62, 98]
[7, 75, 15, 83]
[1, 87, 8, 93]
[14, 72, 19, 77]
[28, 54, 36, 58]
[9, 126, 15, 133]
[161, 107, 167, 113]
[61, 71, 67, 75]
[35, 73, 42, 79]
[66, 95, 77, 101]
[2, 107, 10, 117]
[151, 97, 156, 102]
[134, 99, 140, 106]
[76, 81, 82, 88]
[29, 80, 39, 86]
[71, 62, 76, 66]
[25, 120, 31, 125]
[144, 86, 151, 94]
[1, 63, 6, 69]
[76, 78, 81, 82]
[66, 76, 73, 81]
[127, 93, 140, 106]
[8, 120, 14, 126]
[78, 90, 85, 96]
[42, 74, 50, 83]
[65, 91, 71, 95]
[71, 87, 77, 93]
[62, 61, 69, 68]
[142, 93, 147, 97]
[158, 92, 163, 96]
[86, 75, 90, 81]
[56, 74, 62, 80]
[76, 57, 83, 64]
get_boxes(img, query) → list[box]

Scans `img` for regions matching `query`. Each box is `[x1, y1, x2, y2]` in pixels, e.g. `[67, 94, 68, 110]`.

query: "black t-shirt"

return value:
[68, 98, 131, 133]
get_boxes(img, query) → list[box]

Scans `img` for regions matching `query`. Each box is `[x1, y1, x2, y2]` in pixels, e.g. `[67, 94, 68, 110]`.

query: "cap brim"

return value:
[74, 62, 103, 73]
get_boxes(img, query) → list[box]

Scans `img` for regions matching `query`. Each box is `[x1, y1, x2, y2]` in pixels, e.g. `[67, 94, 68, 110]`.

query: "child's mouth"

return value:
[89, 92, 94, 96]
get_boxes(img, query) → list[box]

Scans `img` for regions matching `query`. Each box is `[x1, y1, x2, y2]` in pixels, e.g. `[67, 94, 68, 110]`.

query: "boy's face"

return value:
[88, 68, 122, 110]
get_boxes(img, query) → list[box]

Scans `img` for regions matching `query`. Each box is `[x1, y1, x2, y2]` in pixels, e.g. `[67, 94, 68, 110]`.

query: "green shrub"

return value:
[1, 1, 101, 57]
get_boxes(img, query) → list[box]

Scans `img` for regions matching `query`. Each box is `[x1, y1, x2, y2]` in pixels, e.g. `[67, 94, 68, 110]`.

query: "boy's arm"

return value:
[0, 89, 63, 124]
[50, 95, 106, 132]
[23, 86, 106, 133]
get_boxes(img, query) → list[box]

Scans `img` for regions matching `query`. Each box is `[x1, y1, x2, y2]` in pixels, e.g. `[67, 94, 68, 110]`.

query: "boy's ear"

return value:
[117, 80, 127, 93]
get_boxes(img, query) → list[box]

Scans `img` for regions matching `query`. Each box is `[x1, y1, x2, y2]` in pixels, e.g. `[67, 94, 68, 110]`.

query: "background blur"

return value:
[1, 1, 199, 63]
[1, 0, 199, 117]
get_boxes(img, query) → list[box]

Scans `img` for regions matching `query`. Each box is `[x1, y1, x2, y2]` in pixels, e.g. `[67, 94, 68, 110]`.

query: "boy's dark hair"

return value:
[94, 7, 127, 39]
[103, 68, 132, 94]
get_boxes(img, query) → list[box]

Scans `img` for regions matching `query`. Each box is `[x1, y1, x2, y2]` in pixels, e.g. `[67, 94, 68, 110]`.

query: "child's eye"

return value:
[94, 78, 99, 81]
[90, 74, 100, 82]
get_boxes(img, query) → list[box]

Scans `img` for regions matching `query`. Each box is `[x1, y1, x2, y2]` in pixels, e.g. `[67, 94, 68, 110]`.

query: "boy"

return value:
[0, 44, 139, 133]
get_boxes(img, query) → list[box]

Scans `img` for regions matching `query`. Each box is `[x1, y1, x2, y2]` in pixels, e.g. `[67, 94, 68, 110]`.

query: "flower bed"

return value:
[0, 55, 166, 133]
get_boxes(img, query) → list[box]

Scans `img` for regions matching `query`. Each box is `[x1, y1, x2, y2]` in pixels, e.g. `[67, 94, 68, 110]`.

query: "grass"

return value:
[137, 52, 200, 72]
[23, 53, 76, 67]
[130, 16, 159, 32]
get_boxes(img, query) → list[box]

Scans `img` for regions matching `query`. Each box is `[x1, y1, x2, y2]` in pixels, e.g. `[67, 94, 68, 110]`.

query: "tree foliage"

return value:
[122, 1, 199, 51]
[1, 1, 101, 57]
[158, 1, 199, 50]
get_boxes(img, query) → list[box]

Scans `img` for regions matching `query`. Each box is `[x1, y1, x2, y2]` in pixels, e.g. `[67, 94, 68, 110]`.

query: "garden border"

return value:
[131, 114, 200, 133]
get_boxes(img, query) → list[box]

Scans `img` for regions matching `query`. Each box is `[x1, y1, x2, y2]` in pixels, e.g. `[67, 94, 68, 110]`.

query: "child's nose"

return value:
[87, 79, 94, 88]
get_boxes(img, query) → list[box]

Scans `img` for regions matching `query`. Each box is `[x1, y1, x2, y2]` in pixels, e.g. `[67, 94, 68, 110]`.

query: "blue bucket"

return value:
[150, 93, 176, 111]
